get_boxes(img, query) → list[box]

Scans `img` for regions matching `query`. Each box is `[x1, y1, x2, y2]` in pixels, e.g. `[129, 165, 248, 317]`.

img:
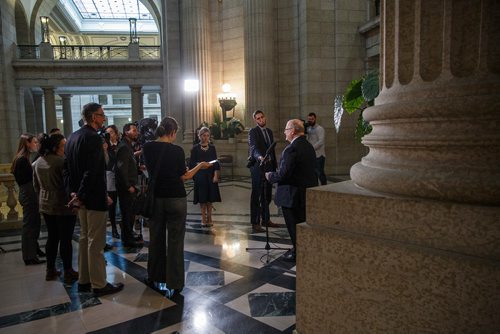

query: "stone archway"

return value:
[15, 0, 30, 44]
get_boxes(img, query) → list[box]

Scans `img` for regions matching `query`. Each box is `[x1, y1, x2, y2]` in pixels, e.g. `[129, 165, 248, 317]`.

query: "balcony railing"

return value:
[16, 45, 161, 60]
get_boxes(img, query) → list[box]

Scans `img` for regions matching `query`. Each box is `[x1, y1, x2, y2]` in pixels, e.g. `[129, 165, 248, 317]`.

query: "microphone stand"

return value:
[246, 151, 290, 264]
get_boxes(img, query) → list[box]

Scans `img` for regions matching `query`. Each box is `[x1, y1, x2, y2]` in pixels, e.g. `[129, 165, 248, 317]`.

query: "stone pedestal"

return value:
[296, 181, 500, 333]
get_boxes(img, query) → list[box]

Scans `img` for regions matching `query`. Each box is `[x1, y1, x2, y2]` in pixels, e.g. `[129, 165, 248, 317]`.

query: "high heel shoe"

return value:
[24, 257, 46, 265]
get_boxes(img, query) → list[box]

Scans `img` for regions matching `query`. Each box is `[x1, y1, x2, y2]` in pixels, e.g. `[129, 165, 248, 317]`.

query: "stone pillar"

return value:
[128, 42, 140, 60]
[297, 1, 500, 332]
[243, 0, 275, 129]
[42, 87, 56, 132]
[130, 85, 144, 122]
[350, 0, 500, 205]
[32, 90, 44, 133]
[39, 42, 53, 60]
[59, 94, 73, 136]
[181, 0, 212, 142]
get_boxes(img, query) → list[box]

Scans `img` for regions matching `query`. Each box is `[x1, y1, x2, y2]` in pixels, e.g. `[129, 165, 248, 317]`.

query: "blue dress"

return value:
[189, 144, 221, 204]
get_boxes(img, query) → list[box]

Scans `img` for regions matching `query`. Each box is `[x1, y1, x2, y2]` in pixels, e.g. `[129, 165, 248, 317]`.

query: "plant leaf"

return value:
[361, 70, 379, 102]
[343, 78, 364, 114]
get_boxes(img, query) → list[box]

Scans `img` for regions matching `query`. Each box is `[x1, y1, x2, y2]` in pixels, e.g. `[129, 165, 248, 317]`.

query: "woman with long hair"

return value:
[189, 127, 221, 227]
[33, 134, 79, 282]
[142, 116, 210, 296]
[105, 125, 120, 239]
[10, 133, 44, 265]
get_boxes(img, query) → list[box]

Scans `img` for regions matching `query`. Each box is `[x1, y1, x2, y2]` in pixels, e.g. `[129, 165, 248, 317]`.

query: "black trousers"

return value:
[118, 190, 135, 244]
[18, 183, 41, 261]
[282, 204, 306, 250]
[250, 165, 272, 225]
[43, 214, 76, 270]
[107, 191, 118, 230]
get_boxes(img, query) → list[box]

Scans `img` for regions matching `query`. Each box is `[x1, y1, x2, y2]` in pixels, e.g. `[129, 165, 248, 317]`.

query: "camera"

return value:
[97, 127, 111, 144]
[137, 117, 158, 148]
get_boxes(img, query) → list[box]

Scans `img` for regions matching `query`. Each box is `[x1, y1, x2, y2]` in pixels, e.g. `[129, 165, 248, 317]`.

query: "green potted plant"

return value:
[224, 117, 244, 139]
[209, 110, 223, 140]
[340, 70, 379, 141]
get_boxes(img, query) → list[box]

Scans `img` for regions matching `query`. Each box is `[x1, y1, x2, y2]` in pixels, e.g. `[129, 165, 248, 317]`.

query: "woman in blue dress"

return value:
[190, 127, 221, 227]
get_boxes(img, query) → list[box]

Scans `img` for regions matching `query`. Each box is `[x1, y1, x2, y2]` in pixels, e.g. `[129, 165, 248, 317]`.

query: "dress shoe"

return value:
[112, 231, 120, 239]
[64, 269, 79, 284]
[282, 249, 296, 262]
[24, 257, 46, 265]
[252, 224, 265, 233]
[263, 221, 280, 228]
[78, 283, 92, 292]
[93, 282, 124, 297]
[104, 243, 113, 251]
[45, 268, 61, 281]
[37, 248, 46, 257]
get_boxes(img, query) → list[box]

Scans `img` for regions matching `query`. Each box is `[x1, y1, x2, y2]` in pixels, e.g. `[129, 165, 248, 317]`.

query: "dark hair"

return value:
[155, 116, 178, 138]
[81, 102, 102, 123]
[308, 112, 317, 118]
[253, 110, 264, 119]
[122, 123, 136, 135]
[49, 128, 61, 134]
[106, 124, 119, 136]
[10, 133, 36, 173]
[38, 133, 65, 156]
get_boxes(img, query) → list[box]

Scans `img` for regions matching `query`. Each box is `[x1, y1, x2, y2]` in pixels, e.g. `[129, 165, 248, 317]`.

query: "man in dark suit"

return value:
[115, 123, 142, 247]
[64, 102, 124, 296]
[248, 110, 279, 233]
[266, 119, 317, 261]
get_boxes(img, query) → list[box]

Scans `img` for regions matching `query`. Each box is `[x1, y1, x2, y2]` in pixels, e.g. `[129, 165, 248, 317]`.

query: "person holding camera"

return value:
[115, 123, 142, 248]
[64, 102, 124, 297]
[248, 110, 279, 233]
[306, 112, 327, 185]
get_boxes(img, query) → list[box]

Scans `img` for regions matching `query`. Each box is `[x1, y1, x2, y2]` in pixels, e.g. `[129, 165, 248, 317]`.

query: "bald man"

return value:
[266, 119, 317, 261]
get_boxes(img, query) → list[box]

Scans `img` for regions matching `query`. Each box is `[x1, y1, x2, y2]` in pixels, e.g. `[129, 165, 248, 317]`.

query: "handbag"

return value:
[134, 158, 161, 219]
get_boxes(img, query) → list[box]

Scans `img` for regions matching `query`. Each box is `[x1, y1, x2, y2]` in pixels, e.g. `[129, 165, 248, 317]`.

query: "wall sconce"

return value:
[40, 16, 50, 43]
[58, 36, 67, 59]
[217, 83, 237, 121]
[129, 18, 138, 44]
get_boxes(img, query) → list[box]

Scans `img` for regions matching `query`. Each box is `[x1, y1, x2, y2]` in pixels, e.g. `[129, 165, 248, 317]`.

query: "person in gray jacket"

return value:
[115, 123, 141, 247]
[33, 133, 79, 282]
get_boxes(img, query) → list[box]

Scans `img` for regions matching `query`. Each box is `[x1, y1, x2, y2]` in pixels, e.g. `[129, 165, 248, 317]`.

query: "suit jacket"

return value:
[63, 124, 108, 211]
[267, 135, 317, 208]
[248, 125, 277, 171]
[115, 138, 138, 192]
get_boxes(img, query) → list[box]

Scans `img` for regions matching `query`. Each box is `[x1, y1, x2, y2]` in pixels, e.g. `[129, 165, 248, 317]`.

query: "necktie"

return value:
[263, 128, 271, 147]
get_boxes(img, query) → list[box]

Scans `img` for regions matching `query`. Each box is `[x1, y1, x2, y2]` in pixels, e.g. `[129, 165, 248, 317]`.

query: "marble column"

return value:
[350, 0, 500, 205]
[181, 0, 212, 142]
[297, 1, 500, 332]
[42, 87, 56, 132]
[32, 90, 44, 133]
[243, 0, 276, 129]
[59, 94, 73, 136]
[130, 85, 144, 122]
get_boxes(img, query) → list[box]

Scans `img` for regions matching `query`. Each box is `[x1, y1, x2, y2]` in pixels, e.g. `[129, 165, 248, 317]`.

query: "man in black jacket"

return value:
[266, 119, 317, 261]
[64, 102, 124, 296]
[115, 123, 141, 247]
[248, 110, 279, 233]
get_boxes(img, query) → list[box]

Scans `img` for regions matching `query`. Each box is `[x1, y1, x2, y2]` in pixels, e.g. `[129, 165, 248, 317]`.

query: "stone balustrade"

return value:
[0, 173, 19, 223]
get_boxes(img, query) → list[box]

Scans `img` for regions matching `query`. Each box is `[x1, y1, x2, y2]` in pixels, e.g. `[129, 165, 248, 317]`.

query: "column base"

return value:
[296, 181, 500, 332]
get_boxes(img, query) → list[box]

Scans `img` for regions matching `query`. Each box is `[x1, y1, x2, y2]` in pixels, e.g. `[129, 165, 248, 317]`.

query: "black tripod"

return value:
[246, 157, 289, 264]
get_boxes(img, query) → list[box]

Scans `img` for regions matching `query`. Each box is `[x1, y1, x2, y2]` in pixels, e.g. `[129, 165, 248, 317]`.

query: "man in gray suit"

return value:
[266, 119, 317, 262]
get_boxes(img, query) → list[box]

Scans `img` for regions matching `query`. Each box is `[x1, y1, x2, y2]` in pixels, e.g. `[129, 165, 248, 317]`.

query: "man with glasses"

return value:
[64, 102, 124, 296]
[265, 119, 317, 262]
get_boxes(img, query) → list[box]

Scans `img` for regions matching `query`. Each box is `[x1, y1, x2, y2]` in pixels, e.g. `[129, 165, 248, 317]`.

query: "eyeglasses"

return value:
[284, 127, 293, 131]
[94, 113, 106, 118]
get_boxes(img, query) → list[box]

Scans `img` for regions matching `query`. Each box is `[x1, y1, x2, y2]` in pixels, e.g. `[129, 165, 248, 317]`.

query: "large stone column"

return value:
[243, 0, 276, 129]
[297, 1, 500, 332]
[32, 90, 44, 133]
[350, 0, 500, 205]
[42, 87, 56, 132]
[59, 94, 73, 136]
[130, 85, 144, 122]
[180, 0, 212, 142]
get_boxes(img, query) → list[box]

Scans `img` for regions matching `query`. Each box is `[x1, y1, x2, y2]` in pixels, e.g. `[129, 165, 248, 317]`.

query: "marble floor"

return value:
[0, 176, 297, 333]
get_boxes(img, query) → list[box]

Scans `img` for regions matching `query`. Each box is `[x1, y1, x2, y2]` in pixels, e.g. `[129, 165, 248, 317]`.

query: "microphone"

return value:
[265, 141, 277, 156]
